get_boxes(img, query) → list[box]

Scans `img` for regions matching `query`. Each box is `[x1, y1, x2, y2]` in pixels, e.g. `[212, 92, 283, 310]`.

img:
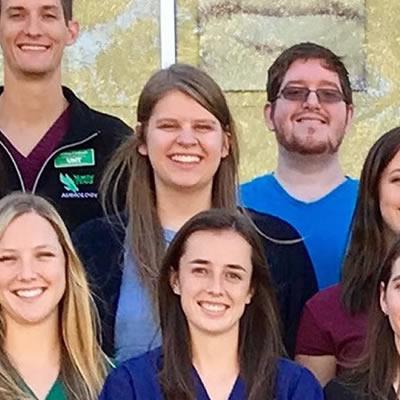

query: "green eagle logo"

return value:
[60, 173, 79, 193]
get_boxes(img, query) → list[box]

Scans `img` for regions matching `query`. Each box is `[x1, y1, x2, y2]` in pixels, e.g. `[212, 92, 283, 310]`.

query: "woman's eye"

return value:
[192, 267, 207, 275]
[158, 123, 178, 130]
[194, 124, 213, 132]
[37, 252, 55, 260]
[226, 271, 242, 281]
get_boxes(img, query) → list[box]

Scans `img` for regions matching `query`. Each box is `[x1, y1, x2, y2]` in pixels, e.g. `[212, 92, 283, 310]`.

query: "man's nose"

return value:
[303, 90, 321, 109]
[24, 15, 42, 37]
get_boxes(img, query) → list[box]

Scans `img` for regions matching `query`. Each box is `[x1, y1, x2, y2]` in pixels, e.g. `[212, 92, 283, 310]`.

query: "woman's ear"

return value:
[170, 269, 181, 295]
[245, 287, 254, 305]
[136, 124, 148, 155]
[138, 143, 148, 156]
[221, 131, 230, 158]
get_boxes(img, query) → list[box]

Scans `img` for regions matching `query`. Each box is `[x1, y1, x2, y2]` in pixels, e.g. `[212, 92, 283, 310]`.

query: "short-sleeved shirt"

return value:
[240, 174, 359, 289]
[295, 284, 367, 372]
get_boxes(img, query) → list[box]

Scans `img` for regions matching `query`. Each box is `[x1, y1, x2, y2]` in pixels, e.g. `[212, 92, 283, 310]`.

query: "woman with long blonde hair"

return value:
[0, 192, 108, 400]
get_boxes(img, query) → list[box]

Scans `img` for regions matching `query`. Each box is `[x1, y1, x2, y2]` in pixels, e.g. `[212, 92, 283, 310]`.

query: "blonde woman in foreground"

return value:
[0, 193, 108, 400]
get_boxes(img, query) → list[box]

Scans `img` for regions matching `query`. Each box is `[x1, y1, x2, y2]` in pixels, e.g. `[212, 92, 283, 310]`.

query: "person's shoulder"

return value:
[324, 378, 358, 400]
[277, 357, 313, 378]
[276, 358, 322, 394]
[307, 284, 341, 306]
[245, 207, 301, 241]
[72, 214, 126, 259]
[124, 347, 162, 367]
[63, 86, 133, 137]
[73, 214, 126, 239]
[342, 177, 360, 193]
[116, 347, 162, 381]
[345, 176, 360, 185]
[240, 173, 274, 191]
[100, 348, 163, 400]
[302, 285, 344, 322]
[88, 107, 132, 135]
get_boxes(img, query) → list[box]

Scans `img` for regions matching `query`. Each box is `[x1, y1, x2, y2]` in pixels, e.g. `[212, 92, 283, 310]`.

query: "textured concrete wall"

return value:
[177, 0, 400, 181]
[12, 0, 398, 182]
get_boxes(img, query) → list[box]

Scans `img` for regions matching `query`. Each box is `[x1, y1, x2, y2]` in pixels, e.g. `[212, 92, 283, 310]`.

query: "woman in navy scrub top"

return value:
[100, 209, 322, 400]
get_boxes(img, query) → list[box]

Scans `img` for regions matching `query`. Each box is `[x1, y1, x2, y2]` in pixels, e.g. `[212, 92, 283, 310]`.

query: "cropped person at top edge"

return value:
[99, 209, 323, 400]
[0, 193, 108, 400]
[296, 127, 400, 385]
[240, 42, 358, 289]
[72, 63, 317, 361]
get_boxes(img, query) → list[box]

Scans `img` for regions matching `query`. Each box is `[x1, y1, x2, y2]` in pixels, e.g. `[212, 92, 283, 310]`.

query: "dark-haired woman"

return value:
[295, 126, 400, 385]
[100, 209, 323, 400]
[325, 238, 400, 399]
[73, 63, 317, 362]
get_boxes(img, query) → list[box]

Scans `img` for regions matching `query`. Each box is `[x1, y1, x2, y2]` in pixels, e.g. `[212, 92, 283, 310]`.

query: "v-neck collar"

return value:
[193, 367, 245, 399]
[22, 378, 65, 400]
[0, 106, 70, 160]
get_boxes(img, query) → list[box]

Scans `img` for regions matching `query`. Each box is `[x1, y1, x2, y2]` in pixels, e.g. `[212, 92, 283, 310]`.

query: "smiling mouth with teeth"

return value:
[18, 44, 50, 51]
[198, 301, 228, 313]
[170, 155, 201, 163]
[13, 288, 45, 299]
[295, 117, 327, 124]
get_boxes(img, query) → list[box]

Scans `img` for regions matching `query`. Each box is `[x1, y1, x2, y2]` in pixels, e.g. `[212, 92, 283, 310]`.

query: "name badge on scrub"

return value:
[54, 149, 95, 168]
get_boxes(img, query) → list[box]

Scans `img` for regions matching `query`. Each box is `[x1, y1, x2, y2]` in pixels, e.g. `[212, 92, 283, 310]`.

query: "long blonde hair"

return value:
[0, 193, 108, 400]
[101, 63, 240, 301]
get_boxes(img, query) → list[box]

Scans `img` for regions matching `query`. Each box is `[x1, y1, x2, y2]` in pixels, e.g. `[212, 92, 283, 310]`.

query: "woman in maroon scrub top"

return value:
[325, 239, 400, 399]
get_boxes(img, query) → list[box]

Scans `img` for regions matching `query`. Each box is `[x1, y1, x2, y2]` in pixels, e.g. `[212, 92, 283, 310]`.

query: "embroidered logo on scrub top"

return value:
[58, 172, 97, 199]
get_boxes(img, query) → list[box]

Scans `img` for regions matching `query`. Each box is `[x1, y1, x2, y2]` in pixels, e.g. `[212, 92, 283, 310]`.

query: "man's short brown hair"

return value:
[0, 0, 73, 22]
[267, 42, 353, 105]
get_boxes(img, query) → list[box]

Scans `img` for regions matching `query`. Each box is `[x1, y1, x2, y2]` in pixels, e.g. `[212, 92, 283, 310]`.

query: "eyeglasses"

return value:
[276, 86, 346, 104]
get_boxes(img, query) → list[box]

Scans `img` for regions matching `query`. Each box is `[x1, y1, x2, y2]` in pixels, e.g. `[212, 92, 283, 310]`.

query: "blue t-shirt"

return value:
[240, 174, 358, 289]
[115, 230, 175, 363]
[99, 347, 323, 400]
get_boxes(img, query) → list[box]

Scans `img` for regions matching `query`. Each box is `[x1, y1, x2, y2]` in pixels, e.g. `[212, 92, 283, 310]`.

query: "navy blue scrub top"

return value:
[194, 368, 245, 399]
[99, 347, 323, 400]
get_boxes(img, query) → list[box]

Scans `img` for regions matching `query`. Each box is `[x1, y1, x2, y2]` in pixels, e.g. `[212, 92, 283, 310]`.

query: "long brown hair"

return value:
[342, 127, 400, 314]
[158, 209, 283, 400]
[101, 64, 239, 301]
[0, 193, 108, 400]
[341, 239, 400, 399]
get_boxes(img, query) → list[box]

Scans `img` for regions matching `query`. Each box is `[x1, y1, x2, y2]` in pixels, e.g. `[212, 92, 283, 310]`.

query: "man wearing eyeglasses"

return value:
[240, 42, 358, 290]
